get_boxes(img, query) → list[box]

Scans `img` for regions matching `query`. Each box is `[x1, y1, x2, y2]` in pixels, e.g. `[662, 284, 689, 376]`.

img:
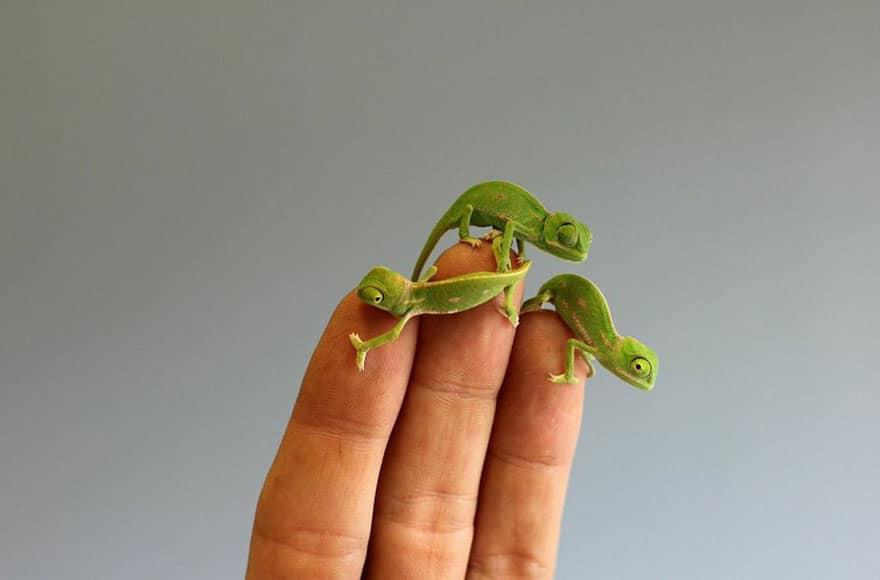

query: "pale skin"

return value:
[521, 274, 659, 390]
[350, 248, 531, 369]
[246, 243, 588, 579]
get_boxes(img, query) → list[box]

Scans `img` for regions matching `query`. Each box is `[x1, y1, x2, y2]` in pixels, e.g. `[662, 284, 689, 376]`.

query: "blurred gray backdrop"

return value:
[2, 1, 878, 578]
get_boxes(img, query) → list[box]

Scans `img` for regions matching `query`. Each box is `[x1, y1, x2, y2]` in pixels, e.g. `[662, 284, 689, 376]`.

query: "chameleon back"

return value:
[411, 260, 531, 315]
[541, 274, 618, 350]
[456, 181, 549, 230]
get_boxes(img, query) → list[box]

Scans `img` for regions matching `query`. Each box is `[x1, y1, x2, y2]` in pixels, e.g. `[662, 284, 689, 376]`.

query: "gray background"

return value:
[2, 1, 878, 578]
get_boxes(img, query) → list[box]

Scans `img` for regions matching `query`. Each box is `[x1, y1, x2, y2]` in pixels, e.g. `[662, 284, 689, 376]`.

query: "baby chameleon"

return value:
[349, 258, 531, 370]
[521, 274, 658, 390]
[411, 181, 592, 279]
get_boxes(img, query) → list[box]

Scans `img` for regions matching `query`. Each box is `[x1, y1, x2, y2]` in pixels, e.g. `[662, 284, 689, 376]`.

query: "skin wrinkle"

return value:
[486, 442, 571, 472]
[467, 551, 552, 579]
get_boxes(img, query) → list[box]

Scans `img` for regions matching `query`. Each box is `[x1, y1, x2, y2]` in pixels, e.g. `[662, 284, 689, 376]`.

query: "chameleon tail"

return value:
[521, 279, 554, 312]
[411, 212, 455, 281]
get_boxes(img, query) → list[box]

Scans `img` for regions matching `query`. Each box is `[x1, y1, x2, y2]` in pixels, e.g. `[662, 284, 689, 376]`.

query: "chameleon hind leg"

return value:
[497, 282, 520, 327]
[490, 236, 520, 326]
[515, 237, 526, 264]
[494, 220, 536, 271]
[349, 312, 416, 371]
[549, 339, 597, 384]
[456, 204, 482, 248]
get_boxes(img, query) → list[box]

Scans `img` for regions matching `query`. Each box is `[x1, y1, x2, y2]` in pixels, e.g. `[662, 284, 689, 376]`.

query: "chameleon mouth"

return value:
[617, 370, 654, 391]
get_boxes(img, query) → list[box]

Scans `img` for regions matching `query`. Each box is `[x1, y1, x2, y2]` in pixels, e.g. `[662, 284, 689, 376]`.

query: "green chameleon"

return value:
[411, 181, 592, 280]
[521, 274, 658, 390]
[349, 258, 531, 370]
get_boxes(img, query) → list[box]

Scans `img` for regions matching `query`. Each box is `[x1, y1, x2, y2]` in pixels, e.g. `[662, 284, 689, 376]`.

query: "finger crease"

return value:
[291, 415, 389, 448]
[378, 513, 474, 535]
[377, 489, 478, 535]
[409, 369, 500, 402]
[487, 445, 568, 471]
[467, 551, 551, 578]
[252, 522, 368, 561]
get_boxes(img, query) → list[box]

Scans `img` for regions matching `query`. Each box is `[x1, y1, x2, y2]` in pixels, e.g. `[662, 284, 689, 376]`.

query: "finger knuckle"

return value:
[467, 550, 552, 579]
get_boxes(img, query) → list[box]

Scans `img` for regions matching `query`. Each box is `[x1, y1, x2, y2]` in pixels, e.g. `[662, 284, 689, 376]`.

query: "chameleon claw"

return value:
[497, 306, 519, 327]
[349, 333, 367, 371]
[548, 371, 578, 385]
[461, 236, 482, 249]
[481, 229, 503, 241]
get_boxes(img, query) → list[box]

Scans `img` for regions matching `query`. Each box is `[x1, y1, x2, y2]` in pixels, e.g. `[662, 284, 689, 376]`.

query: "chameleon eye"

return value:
[358, 286, 384, 305]
[629, 357, 651, 378]
[557, 223, 578, 247]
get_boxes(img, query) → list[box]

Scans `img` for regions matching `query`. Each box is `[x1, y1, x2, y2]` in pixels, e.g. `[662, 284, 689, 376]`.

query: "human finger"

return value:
[246, 289, 418, 579]
[467, 310, 586, 579]
[365, 242, 523, 579]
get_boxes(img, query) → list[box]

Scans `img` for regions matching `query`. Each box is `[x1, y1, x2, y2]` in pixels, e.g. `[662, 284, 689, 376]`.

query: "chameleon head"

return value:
[542, 212, 592, 262]
[356, 266, 410, 317]
[608, 336, 658, 391]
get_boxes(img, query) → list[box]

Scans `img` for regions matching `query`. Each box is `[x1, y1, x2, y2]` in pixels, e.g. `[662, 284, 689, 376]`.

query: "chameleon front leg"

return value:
[549, 338, 597, 384]
[495, 220, 533, 271]
[349, 312, 416, 371]
[456, 204, 482, 248]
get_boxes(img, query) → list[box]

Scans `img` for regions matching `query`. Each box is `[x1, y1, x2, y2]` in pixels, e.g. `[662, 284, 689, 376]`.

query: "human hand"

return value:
[246, 243, 588, 579]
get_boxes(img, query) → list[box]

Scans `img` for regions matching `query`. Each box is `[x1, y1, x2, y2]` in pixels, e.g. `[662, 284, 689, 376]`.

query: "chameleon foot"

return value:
[548, 371, 579, 385]
[481, 229, 503, 241]
[348, 333, 368, 371]
[491, 236, 511, 271]
[460, 236, 482, 249]
[497, 305, 519, 327]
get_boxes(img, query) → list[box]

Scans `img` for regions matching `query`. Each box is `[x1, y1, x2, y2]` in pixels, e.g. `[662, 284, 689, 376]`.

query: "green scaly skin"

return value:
[350, 255, 531, 370]
[521, 274, 658, 390]
[411, 183, 592, 318]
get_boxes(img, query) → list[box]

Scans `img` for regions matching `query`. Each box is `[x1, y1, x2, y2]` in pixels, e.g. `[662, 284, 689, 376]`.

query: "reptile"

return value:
[411, 181, 592, 280]
[349, 256, 531, 370]
[521, 274, 658, 390]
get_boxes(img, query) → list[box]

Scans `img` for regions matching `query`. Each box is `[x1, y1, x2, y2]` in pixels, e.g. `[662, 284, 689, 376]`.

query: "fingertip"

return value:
[430, 240, 519, 279]
[511, 310, 589, 385]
